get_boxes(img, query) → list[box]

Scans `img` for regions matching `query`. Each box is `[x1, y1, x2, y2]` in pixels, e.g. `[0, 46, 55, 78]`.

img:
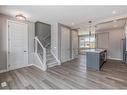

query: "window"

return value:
[79, 34, 95, 54]
[79, 37, 85, 48]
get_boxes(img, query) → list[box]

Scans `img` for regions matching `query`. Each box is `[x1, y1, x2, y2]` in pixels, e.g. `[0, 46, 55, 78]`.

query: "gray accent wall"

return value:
[35, 21, 51, 48]
[0, 15, 7, 71]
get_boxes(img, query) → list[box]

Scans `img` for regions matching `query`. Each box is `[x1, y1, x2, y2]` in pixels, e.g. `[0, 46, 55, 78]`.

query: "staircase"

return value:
[34, 37, 60, 71]
[46, 49, 58, 68]
[34, 22, 60, 71]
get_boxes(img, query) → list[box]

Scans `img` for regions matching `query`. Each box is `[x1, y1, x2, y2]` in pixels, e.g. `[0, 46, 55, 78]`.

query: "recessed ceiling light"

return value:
[71, 22, 74, 25]
[112, 10, 116, 14]
[113, 24, 118, 28]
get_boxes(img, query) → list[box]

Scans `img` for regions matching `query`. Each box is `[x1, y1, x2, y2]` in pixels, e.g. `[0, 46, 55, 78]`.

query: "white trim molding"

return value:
[34, 37, 47, 71]
[108, 58, 122, 61]
[0, 69, 7, 74]
[7, 20, 29, 71]
[34, 53, 47, 71]
[108, 56, 122, 61]
[51, 50, 61, 65]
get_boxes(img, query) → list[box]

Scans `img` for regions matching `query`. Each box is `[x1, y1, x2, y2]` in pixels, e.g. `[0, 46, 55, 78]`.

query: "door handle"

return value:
[24, 50, 27, 52]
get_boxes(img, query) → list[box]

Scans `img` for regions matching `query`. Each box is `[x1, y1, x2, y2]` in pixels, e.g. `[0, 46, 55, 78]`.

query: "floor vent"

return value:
[1, 82, 7, 88]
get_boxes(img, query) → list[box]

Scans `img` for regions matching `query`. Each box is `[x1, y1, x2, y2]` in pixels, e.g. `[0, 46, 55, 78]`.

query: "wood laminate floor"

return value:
[0, 55, 127, 89]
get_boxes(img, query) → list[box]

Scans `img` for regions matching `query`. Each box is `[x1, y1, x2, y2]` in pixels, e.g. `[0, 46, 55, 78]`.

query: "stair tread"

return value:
[48, 65, 58, 68]
[37, 48, 59, 68]
[47, 57, 56, 61]
[46, 55, 54, 58]
[47, 63, 58, 66]
[47, 60, 57, 64]
[46, 54, 53, 56]
[47, 60, 57, 63]
[46, 52, 51, 54]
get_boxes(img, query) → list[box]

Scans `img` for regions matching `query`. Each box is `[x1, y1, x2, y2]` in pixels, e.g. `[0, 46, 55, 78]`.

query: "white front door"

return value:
[61, 26, 70, 63]
[72, 30, 78, 59]
[8, 21, 28, 70]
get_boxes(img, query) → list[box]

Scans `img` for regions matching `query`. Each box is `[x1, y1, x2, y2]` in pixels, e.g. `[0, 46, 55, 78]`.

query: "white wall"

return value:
[71, 30, 78, 59]
[109, 28, 124, 60]
[51, 23, 58, 58]
[28, 22, 35, 65]
[96, 28, 124, 60]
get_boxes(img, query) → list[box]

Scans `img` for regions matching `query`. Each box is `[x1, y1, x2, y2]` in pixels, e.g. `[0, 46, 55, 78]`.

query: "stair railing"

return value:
[39, 35, 51, 47]
[38, 33, 51, 42]
[34, 36, 47, 71]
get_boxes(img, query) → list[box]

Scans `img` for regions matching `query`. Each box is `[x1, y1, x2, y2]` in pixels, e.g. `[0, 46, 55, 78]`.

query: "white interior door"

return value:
[61, 26, 70, 62]
[72, 30, 78, 59]
[8, 21, 28, 70]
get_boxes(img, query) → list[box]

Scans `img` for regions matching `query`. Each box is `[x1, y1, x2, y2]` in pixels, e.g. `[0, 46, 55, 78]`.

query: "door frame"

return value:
[58, 23, 72, 63]
[7, 20, 28, 71]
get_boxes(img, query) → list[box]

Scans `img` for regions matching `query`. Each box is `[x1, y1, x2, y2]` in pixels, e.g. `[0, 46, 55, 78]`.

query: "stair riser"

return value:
[47, 64, 58, 68]
[40, 48, 58, 68]
[47, 60, 57, 64]
[46, 55, 54, 59]
[47, 58, 56, 62]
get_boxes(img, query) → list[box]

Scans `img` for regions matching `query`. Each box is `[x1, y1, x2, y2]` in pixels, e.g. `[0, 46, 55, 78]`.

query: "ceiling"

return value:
[96, 19, 126, 31]
[0, 6, 127, 28]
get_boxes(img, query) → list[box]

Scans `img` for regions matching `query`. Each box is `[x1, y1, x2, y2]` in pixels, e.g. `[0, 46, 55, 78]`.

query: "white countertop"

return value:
[85, 49, 106, 53]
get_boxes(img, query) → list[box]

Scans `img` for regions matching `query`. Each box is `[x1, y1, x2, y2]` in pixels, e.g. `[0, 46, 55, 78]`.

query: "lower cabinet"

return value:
[86, 50, 107, 70]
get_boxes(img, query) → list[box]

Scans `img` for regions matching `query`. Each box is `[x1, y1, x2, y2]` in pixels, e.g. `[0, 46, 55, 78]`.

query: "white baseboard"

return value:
[51, 50, 61, 65]
[23, 63, 47, 71]
[27, 64, 33, 67]
[108, 56, 122, 61]
[0, 69, 7, 73]
[30, 64, 45, 71]
[0, 64, 45, 74]
[33, 53, 47, 71]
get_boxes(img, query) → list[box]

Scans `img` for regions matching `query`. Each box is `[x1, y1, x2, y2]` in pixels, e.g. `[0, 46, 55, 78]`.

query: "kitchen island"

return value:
[86, 49, 107, 70]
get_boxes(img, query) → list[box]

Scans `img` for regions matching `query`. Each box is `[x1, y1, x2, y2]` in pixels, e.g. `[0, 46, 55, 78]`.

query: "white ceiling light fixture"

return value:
[112, 10, 116, 14]
[15, 14, 26, 21]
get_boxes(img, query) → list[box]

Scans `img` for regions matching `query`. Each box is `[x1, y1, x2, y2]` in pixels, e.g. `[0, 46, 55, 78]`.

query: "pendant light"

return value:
[88, 21, 92, 49]
[88, 21, 92, 36]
